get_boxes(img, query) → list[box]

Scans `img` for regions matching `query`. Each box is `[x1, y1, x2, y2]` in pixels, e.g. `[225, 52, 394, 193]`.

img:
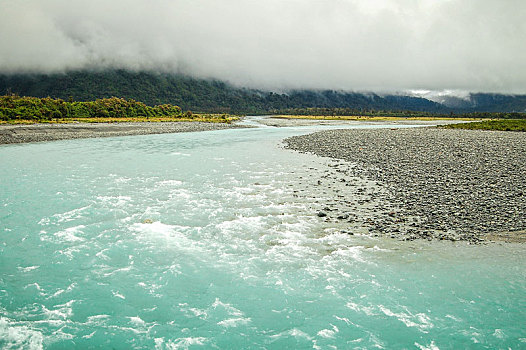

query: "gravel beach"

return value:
[0, 122, 245, 145]
[285, 127, 526, 243]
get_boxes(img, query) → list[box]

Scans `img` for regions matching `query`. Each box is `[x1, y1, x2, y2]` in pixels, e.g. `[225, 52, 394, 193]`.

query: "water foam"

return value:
[155, 336, 207, 349]
[54, 225, 86, 242]
[0, 317, 44, 350]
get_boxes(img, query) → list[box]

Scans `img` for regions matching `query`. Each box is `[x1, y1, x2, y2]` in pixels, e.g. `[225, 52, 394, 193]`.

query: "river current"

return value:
[1, 119, 524, 349]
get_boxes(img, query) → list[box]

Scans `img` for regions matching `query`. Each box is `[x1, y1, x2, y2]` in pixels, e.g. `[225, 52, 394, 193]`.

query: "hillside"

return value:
[0, 70, 444, 114]
[1, 70, 525, 114]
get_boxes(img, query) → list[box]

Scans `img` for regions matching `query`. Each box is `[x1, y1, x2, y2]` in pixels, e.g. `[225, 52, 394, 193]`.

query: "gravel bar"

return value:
[285, 127, 526, 243]
[0, 122, 246, 145]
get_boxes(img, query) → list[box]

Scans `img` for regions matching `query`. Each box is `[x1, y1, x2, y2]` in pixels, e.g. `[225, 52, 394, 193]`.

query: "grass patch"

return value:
[440, 119, 526, 132]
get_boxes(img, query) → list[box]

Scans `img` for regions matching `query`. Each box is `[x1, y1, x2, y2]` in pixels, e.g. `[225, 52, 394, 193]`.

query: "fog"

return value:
[1, 0, 525, 93]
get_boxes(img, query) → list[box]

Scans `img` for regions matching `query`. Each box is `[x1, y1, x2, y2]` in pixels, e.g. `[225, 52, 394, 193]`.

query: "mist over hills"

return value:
[436, 94, 526, 112]
[1, 70, 525, 114]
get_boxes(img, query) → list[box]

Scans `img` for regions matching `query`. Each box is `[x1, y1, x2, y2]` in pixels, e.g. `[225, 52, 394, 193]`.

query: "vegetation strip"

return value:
[0, 95, 238, 124]
[440, 119, 526, 131]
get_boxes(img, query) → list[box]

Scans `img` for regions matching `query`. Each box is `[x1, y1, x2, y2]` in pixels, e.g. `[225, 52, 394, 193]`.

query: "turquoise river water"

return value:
[1, 119, 525, 349]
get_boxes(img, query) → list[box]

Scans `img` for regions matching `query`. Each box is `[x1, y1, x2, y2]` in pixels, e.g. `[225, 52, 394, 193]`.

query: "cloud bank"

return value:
[1, 0, 525, 93]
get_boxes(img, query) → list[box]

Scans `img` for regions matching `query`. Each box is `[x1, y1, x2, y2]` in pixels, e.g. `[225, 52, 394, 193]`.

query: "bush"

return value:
[0, 95, 183, 121]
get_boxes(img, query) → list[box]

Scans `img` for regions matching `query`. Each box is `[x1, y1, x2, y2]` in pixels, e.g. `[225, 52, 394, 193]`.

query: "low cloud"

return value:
[1, 0, 525, 93]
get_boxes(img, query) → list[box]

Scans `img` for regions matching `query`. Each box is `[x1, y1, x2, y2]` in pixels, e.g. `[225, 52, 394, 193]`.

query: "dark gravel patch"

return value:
[284, 127, 526, 243]
[0, 122, 246, 145]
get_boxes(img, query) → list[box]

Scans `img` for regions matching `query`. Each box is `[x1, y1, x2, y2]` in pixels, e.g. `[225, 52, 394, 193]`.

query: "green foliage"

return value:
[0, 95, 183, 122]
[441, 119, 526, 132]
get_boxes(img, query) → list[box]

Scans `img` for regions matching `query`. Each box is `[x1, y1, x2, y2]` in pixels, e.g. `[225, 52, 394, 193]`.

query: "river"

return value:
[0, 118, 524, 349]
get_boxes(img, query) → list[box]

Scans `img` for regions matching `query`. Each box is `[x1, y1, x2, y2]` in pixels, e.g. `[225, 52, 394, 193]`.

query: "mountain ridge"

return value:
[1, 70, 525, 114]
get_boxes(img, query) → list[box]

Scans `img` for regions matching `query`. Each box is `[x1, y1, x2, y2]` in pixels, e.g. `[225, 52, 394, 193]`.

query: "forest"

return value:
[0, 70, 458, 114]
[1, 70, 525, 117]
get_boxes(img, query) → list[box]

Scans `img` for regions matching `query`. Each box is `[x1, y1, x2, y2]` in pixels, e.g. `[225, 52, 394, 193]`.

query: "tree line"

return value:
[273, 107, 526, 119]
[0, 95, 184, 122]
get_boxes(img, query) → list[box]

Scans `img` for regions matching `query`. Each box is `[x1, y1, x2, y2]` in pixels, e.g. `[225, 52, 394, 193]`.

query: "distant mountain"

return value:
[463, 93, 526, 112]
[0, 70, 525, 114]
[434, 94, 526, 112]
[434, 95, 473, 109]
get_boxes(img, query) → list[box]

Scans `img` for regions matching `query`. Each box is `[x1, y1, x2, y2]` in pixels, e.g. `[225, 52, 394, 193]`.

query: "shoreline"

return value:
[0, 121, 246, 145]
[257, 116, 466, 128]
[0, 116, 465, 145]
[285, 127, 526, 243]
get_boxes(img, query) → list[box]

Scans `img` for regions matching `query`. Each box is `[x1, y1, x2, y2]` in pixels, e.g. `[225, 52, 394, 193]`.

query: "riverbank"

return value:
[284, 127, 526, 243]
[258, 116, 466, 128]
[0, 121, 246, 144]
[274, 114, 480, 122]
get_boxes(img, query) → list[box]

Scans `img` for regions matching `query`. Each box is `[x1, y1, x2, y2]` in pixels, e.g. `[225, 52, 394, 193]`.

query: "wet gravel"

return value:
[284, 127, 526, 243]
[0, 122, 245, 145]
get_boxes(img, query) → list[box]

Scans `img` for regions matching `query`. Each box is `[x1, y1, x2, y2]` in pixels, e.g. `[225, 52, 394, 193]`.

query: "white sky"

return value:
[0, 0, 525, 93]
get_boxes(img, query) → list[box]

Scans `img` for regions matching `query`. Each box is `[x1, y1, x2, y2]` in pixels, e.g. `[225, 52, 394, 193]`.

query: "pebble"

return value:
[285, 127, 526, 243]
[0, 122, 246, 144]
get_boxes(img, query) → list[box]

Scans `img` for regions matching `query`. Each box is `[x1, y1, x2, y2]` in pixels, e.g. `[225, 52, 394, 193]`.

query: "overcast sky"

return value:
[1, 0, 525, 93]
